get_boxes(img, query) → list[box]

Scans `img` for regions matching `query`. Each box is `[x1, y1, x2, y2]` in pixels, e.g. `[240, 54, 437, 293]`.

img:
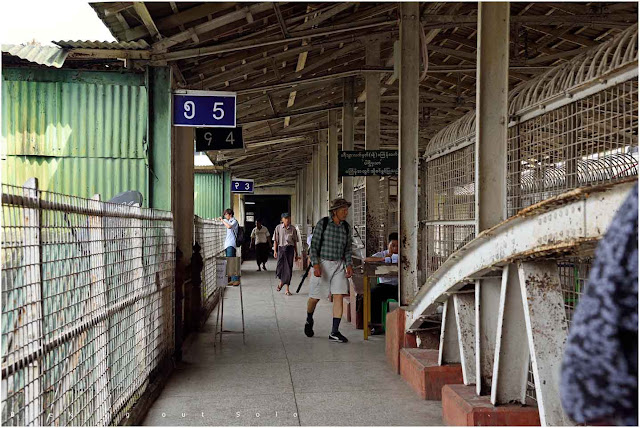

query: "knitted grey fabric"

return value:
[560, 183, 638, 426]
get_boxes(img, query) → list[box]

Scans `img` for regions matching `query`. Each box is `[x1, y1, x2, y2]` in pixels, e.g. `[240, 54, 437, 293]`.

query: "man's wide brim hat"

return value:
[329, 198, 352, 211]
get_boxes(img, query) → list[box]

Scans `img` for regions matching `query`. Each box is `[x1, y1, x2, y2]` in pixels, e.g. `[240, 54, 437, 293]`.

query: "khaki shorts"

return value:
[309, 260, 349, 299]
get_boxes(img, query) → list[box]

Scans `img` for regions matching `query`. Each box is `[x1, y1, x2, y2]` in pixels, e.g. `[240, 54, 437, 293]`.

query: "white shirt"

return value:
[224, 217, 239, 248]
[306, 233, 313, 248]
[251, 226, 270, 244]
[372, 249, 398, 285]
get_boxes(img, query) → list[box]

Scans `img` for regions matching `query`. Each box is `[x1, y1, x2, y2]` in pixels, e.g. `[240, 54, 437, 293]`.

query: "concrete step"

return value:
[442, 384, 540, 426]
[399, 348, 463, 400]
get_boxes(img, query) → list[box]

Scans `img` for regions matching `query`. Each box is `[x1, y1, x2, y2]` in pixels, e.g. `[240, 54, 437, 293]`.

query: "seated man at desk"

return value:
[364, 232, 399, 335]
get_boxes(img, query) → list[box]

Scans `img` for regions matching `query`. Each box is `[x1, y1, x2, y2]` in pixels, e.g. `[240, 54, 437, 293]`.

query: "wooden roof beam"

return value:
[272, 3, 289, 37]
[153, 3, 274, 51]
[421, 13, 637, 28]
[291, 3, 354, 32]
[123, 3, 234, 41]
[133, 2, 162, 40]
[153, 19, 397, 62]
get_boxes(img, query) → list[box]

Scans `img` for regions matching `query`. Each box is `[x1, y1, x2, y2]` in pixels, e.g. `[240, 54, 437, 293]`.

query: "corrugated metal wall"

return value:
[194, 172, 224, 219]
[1, 68, 149, 204]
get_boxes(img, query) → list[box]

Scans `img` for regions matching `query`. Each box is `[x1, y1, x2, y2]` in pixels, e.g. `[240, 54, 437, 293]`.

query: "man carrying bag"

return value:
[305, 198, 353, 343]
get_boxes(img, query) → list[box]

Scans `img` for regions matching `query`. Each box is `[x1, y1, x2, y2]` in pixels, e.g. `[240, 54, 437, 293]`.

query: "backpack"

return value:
[317, 217, 350, 259]
[233, 225, 245, 245]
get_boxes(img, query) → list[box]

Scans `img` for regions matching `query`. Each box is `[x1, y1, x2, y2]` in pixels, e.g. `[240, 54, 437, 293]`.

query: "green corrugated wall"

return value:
[194, 172, 224, 219]
[1, 68, 150, 205]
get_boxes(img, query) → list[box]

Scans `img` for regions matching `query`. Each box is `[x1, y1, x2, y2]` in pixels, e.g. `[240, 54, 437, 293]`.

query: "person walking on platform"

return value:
[305, 198, 354, 343]
[274, 213, 300, 296]
[250, 219, 271, 271]
[220, 208, 240, 286]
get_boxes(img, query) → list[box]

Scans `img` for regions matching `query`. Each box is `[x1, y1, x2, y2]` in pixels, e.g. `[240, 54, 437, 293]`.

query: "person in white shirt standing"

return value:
[250, 219, 271, 271]
[220, 208, 240, 286]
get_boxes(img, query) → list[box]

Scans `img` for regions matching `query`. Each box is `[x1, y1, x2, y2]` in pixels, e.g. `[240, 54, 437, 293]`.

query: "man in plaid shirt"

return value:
[305, 198, 354, 343]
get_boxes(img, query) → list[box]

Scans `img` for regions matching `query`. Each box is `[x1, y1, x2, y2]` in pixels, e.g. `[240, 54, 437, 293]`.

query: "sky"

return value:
[1, 0, 115, 45]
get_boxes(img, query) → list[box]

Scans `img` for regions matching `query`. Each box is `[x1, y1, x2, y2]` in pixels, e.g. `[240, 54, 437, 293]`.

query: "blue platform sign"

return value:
[173, 90, 236, 128]
[231, 178, 254, 194]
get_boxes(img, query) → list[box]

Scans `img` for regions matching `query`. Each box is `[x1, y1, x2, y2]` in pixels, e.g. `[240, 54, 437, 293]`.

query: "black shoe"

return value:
[328, 331, 348, 343]
[262, 264, 267, 271]
[257, 267, 261, 271]
[305, 319, 314, 337]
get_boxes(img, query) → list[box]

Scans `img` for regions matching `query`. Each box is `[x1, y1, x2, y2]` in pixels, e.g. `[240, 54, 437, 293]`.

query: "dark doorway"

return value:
[242, 195, 291, 261]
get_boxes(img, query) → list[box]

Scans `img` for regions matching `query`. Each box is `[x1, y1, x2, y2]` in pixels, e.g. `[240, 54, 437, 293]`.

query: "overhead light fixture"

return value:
[245, 201, 256, 205]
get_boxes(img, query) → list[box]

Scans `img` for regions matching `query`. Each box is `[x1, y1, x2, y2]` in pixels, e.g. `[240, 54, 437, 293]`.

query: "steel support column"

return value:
[319, 129, 329, 217]
[342, 77, 355, 226]
[300, 169, 307, 230]
[172, 125, 195, 354]
[398, 2, 420, 305]
[418, 160, 428, 285]
[328, 110, 339, 202]
[474, 1, 510, 396]
[365, 38, 382, 256]
[306, 163, 314, 226]
[313, 145, 320, 223]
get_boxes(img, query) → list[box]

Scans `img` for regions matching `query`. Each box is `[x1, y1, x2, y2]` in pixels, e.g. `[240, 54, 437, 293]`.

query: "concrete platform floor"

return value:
[143, 259, 443, 426]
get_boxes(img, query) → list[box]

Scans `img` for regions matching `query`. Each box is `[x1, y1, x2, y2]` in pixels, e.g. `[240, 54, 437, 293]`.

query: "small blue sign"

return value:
[231, 178, 254, 194]
[173, 90, 236, 128]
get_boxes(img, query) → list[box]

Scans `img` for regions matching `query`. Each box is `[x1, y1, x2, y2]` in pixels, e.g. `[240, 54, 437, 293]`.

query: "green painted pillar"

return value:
[148, 66, 172, 211]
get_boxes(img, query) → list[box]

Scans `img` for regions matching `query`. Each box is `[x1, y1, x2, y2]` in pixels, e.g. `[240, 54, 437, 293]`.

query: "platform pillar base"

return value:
[442, 384, 541, 426]
[385, 308, 417, 374]
[400, 349, 463, 400]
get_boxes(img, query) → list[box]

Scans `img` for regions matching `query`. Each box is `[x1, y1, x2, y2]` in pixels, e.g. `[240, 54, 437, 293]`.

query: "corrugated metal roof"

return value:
[1, 44, 68, 68]
[53, 40, 149, 50]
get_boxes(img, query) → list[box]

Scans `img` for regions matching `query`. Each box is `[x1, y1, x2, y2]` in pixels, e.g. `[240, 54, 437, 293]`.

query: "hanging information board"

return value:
[338, 150, 398, 176]
[195, 127, 244, 151]
[231, 178, 254, 194]
[173, 90, 236, 127]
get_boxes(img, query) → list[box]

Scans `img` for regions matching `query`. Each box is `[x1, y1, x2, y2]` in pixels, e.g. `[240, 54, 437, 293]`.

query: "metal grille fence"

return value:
[352, 187, 366, 242]
[507, 79, 638, 216]
[424, 144, 476, 277]
[425, 224, 476, 277]
[194, 217, 226, 305]
[1, 180, 174, 426]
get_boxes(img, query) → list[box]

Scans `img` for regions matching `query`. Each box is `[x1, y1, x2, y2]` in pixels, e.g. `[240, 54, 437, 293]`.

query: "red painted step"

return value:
[385, 308, 417, 374]
[442, 384, 541, 426]
[399, 348, 464, 400]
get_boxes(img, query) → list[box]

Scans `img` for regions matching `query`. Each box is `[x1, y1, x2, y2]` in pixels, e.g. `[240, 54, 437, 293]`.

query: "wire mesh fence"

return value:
[425, 224, 476, 277]
[194, 217, 226, 305]
[1, 180, 174, 426]
[507, 79, 638, 216]
[352, 187, 366, 243]
[426, 145, 475, 222]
